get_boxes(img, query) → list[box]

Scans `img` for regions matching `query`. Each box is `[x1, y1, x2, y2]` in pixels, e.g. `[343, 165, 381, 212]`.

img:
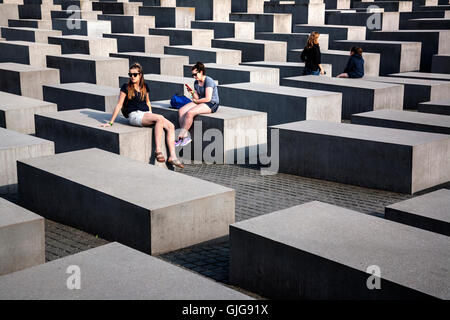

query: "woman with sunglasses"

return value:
[175, 61, 219, 147]
[100, 62, 184, 168]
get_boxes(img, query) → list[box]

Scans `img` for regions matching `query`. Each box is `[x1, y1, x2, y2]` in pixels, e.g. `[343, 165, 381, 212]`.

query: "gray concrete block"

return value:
[0, 197, 45, 276]
[229, 13, 292, 33]
[34, 108, 170, 167]
[50, 9, 100, 20]
[419, 99, 450, 115]
[191, 20, 255, 40]
[103, 33, 169, 54]
[230, 201, 450, 299]
[0, 127, 54, 193]
[0, 40, 61, 67]
[293, 24, 366, 43]
[17, 149, 235, 255]
[183, 63, 280, 85]
[164, 45, 242, 64]
[351, 109, 450, 135]
[325, 11, 400, 31]
[400, 18, 450, 30]
[389, 72, 450, 82]
[363, 76, 450, 108]
[255, 32, 329, 51]
[48, 35, 118, 57]
[264, 1, 325, 26]
[0, 62, 60, 100]
[46, 54, 129, 87]
[7, 19, 52, 30]
[0, 26, 61, 43]
[324, 0, 351, 9]
[149, 27, 214, 47]
[270, 120, 450, 194]
[51, 19, 111, 37]
[151, 100, 267, 164]
[18, 3, 60, 20]
[0, 4, 20, 27]
[0, 242, 251, 299]
[331, 40, 421, 76]
[43, 82, 119, 112]
[92, 1, 141, 15]
[232, 0, 265, 14]
[282, 76, 403, 119]
[177, 0, 231, 21]
[98, 14, 155, 35]
[0, 91, 57, 134]
[432, 54, 450, 74]
[212, 38, 287, 62]
[139, 6, 195, 29]
[110, 52, 188, 77]
[385, 189, 450, 236]
[219, 82, 342, 125]
[353, 1, 413, 12]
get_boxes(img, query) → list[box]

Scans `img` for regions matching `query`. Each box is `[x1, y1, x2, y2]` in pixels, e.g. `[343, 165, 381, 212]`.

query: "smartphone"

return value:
[185, 84, 193, 93]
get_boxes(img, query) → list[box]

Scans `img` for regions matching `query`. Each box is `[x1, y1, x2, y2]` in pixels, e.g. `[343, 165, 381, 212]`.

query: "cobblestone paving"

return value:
[3, 163, 448, 288]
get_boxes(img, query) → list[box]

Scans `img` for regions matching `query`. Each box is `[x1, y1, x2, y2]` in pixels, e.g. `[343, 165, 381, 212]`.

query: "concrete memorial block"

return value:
[389, 72, 450, 82]
[270, 120, 450, 194]
[293, 24, 366, 43]
[0, 62, 60, 100]
[18, 3, 61, 20]
[385, 189, 450, 236]
[232, 0, 265, 13]
[17, 148, 235, 255]
[191, 20, 255, 40]
[400, 18, 450, 29]
[432, 54, 450, 74]
[362, 76, 450, 108]
[48, 35, 118, 57]
[230, 201, 450, 299]
[351, 109, 450, 135]
[281, 76, 403, 119]
[8, 19, 52, 29]
[51, 19, 111, 37]
[151, 100, 267, 164]
[103, 33, 169, 54]
[0, 127, 54, 193]
[219, 82, 342, 125]
[367, 30, 450, 72]
[109, 52, 188, 77]
[148, 27, 214, 47]
[353, 0, 413, 12]
[229, 13, 292, 33]
[139, 6, 195, 29]
[419, 99, 450, 115]
[92, 1, 140, 15]
[34, 109, 171, 167]
[0, 40, 60, 67]
[164, 45, 241, 65]
[0, 198, 45, 276]
[288, 48, 380, 77]
[183, 63, 280, 85]
[98, 14, 155, 35]
[177, 0, 231, 21]
[0, 4, 20, 27]
[212, 38, 287, 62]
[50, 9, 100, 20]
[0, 91, 57, 134]
[0, 26, 61, 43]
[330, 40, 421, 75]
[325, 11, 400, 31]
[255, 32, 329, 51]
[324, 0, 351, 9]
[43, 82, 119, 112]
[241, 61, 332, 81]
[55, 0, 93, 11]
[0, 242, 251, 300]
[46, 54, 128, 87]
[264, 1, 326, 26]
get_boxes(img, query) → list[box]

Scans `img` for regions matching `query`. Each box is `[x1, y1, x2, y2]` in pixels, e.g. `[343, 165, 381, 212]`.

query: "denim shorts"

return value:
[128, 110, 151, 127]
[206, 101, 219, 113]
[303, 68, 320, 76]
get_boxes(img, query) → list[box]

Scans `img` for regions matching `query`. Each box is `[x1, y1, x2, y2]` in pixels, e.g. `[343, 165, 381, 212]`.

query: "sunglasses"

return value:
[128, 72, 140, 77]
[192, 72, 199, 78]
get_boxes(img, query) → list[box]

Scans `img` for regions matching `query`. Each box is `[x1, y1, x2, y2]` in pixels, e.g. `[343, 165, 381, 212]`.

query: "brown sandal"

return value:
[155, 151, 165, 163]
[168, 158, 184, 169]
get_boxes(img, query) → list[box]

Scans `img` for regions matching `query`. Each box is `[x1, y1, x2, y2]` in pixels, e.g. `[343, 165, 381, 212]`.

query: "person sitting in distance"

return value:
[337, 47, 365, 78]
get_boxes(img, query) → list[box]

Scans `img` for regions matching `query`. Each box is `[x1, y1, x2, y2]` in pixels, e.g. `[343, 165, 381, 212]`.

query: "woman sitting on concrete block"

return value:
[175, 61, 220, 147]
[100, 62, 184, 168]
[337, 47, 365, 79]
[301, 31, 325, 76]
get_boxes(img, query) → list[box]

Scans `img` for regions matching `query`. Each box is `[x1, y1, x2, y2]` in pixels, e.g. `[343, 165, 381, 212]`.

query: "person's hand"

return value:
[320, 69, 325, 75]
[193, 98, 198, 104]
[99, 121, 112, 127]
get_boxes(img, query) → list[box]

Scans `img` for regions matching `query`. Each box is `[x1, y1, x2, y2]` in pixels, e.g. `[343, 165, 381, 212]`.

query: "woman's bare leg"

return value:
[178, 103, 197, 139]
[142, 113, 164, 152]
[162, 118, 177, 160]
[181, 104, 211, 134]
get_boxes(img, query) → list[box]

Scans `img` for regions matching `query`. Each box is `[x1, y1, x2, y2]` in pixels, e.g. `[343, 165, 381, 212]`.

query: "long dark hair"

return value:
[127, 62, 147, 101]
[306, 31, 320, 49]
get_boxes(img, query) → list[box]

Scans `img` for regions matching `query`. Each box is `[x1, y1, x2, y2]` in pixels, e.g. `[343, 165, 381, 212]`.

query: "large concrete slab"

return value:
[229, 13, 292, 33]
[98, 14, 155, 35]
[0, 242, 252, 299]
[46, 54, 128, 87]
[270, 120, 450, 194]
[0, 62, 60, 100]
[386, 189, 450, 236]
[293, 24, 366, 42]
[191, 20, 255, 40]
[43, 82, 119, 112]
[419, 99, 450, 115]
[177, 0, 231, 21]
[351, 109, 450, 135]
[139, 6, 195, 29]
[0, 40, 61, 67]
[0, 197, 45, 276]
[17, 148, 235, 255]
[103, 33, 169, 54]
[164, 45, 241, 64]
[325, 11, 400, 31]
[389, 72, 450, 82]
[7, 18, 52, 30]
[281, 76, 403, 119]
[151, 100, 267, 164]
[0, 91, 57, 134]
[255, 31, 329, 51]
[48, 35, 117, 57]
[0, 26, 61, 43]
[212, 38, 287, 62]
[51, 19, 111, 37]
[264, 1, 325, 26]
[219, 82, 342, 125]
[0, 127, 54, 193]
[432, 54, 450, 74]
[149, 27, 214, 47]
[230, 201, 450, 299]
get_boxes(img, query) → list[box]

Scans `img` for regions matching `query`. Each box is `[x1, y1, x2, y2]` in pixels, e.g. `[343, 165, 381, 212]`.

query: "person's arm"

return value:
[99, 91, 126, 127]
[300, 48, 307, 62]
[315, 46, 325, 75]
[193, 87, 212, 104]
[146, 91, 152, 113]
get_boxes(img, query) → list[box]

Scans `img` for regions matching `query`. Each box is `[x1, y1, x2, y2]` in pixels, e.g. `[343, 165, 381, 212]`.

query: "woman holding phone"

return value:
[176, 61, 219, 147]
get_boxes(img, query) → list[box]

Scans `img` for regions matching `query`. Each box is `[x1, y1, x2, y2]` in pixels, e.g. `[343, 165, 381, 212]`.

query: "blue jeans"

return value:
[303, 68, 320, 75]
